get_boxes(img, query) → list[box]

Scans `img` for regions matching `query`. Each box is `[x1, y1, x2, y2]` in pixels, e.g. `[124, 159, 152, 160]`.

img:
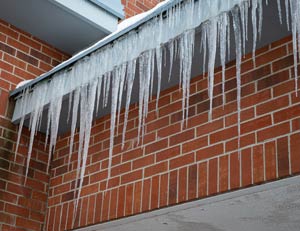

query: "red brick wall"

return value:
[0, 19, 69, 231]
[46, 34, 300, 230]
[121, 0, 163, 18]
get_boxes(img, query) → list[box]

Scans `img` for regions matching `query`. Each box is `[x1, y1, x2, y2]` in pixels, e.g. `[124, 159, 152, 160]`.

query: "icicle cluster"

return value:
[13, 0, 299, 226]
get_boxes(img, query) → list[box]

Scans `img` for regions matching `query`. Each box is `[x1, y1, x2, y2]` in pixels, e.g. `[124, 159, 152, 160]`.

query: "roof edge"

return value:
[88, 0, 125, 20]
[9, 0, 179, 98]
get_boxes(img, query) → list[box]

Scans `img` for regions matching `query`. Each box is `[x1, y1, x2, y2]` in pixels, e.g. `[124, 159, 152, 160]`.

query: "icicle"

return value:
[150, 49, 156, 99]
[67, 91, 73, 123]
[74, 80, 97, 224]
[289, 0, 299, 96]
[227, 13, 231, 60]
[240, 2, 249, 57]
[156, 46, 163, 111]
[68, 88, 80, 168]
[201, 24, 207, 78]
[277, 0, 283, 24]
[96, 76, 103, 114]
[168, 40, 174, 82]
[251, 0, 258, 64]
[232, 6, 242, 157]
[257, 0, 263, 40]
[207, 19, 218, 121]
[116, 64, 126, 131]
[122, 59, 136, 148]
[25, 83, 48, 182]
[137, 53, 146, 142]
[47, 76, 65, 173]
[219, 13, 228, 107]
[108, 70, 121, 180]
[103, 72, 111, 108]
[15, 88, 30, 162]
[285, 0, 290, 31]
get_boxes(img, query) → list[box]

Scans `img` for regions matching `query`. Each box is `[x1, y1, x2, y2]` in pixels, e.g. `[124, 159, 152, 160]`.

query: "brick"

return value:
[133, 154, 155, 169]
[121, 169, 142, 184]
[60, 203, 69, 230]
[117, 186, 125, 218]
[145, 161, 168, 177]
[208, 158, 218, 195]
[3, 53, 26, 69]
[30, 49, 51, 64]
[16, 217, 40, 230]
[252, 145, 264, 184]
[257, 122, 290, 142]
[55, 205, 63, 230]
[277, 137, 290, 178]
[188, 164, 197, 200]
[0, 212, 14, 225]
[256, 96, 289, 116]
[230, 152, 240, 189]
[145, 139, 168, 155]
[159, 173, 168, 207]
[241, 115, 272, 134]
[19, 35, 41, 50]
[122, 147, 143, 162]
[274, 105, 300, 123]
[125, 184, 134, 216]
[241, 89, 271, 109]
[7, 183, 31, 198]
[16, 51, 38, 66]
[142, 179, 151, 212]
[133, 181, 142, 214]
[0, 41, 16, 55]
[7, 37, 29, 53]
[0, 24, 18, 39]
[168, 170, 177, 205]
[241, 65, 271, 85]
[272, 54, 293, 72]
[42, 46, 63, 61]
[210, 126, 238, 144]
[225, 133, 256, 152]
[150, 176, 159, 209]
[170, 153, 194, 169]
[255, 46, 287, 67]
[146, 117, 169, 133]
[241, 148, 252, 187]
[157, 123, 181, 138]
[66, 202, 74, 230]
[257, 70, 289, 90]
[101, 191, 110, 221]
[81, 183, 99, 196]
[219, 155, 229, 192]
[273, 80, 294, 97]
[178, 167, 187, 203]
[5, 204, 29, 218]
[290, 133, 300, 174]
[0, 60, 13, 72]
[198, 162, 207, 198]
[109, 188, 118, 220]
[265, 141, 277, 180]
[156, 146, 180, 162]
[169, 129, 194, 146]
[196, 143, 224, 161]
[111, 162, 131, 177]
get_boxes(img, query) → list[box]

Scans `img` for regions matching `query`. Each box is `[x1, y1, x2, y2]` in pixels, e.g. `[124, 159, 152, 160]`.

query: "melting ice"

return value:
[13, 0, 300, 226]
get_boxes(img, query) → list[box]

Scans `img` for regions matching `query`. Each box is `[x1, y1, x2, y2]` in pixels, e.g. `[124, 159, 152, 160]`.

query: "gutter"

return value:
[9, 0, 180, 98]
[89, 0, 125, 20]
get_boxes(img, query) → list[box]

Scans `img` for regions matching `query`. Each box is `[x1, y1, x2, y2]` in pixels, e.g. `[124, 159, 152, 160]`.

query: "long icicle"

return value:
[232, 5, 242, 158]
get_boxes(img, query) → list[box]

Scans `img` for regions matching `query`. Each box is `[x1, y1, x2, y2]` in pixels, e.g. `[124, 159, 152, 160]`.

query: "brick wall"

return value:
[0, 19, 69, 231]
[121, 0, 163, 18]
[1, 1, 300, 231]
[46, 34, 300, 230]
